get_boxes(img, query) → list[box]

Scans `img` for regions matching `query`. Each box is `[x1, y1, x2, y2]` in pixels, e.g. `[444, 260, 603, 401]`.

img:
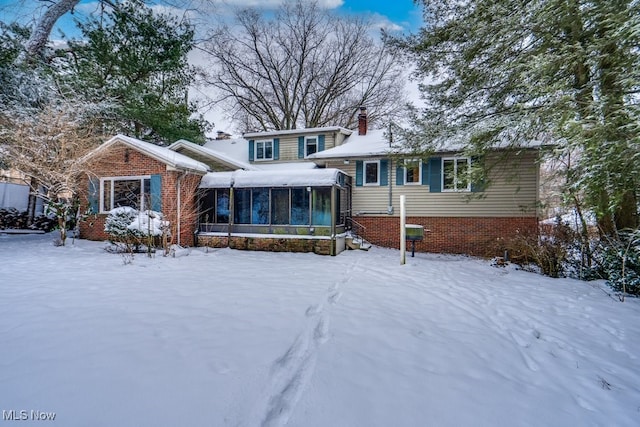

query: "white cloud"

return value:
[367, 13, 404, 33]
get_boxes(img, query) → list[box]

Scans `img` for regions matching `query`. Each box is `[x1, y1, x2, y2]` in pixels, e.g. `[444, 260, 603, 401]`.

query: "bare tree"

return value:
[202, 0, 406, 132]
[2, 102, 103, 245]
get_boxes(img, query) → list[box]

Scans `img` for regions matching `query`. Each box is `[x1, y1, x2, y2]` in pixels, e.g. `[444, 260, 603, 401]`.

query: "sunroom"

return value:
[196, 169, 351, 255]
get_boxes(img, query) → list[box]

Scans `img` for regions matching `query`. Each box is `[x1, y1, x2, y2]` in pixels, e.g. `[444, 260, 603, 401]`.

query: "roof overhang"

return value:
[243, 127, 353, 139]
[82, 135, 210, 174]
[200, 168, 345, 188]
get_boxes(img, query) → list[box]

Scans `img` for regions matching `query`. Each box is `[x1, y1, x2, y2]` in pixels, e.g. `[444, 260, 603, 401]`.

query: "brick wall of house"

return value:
[352, 215, 538, 257]
[79, 143, 202, 246]
[197, 235, 333, 255]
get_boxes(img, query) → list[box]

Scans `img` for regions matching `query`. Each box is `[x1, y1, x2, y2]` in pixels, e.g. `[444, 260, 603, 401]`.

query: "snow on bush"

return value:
[104, 207, 139, 239]
[127, 210, 168, 237]
[104, 207, 169, 252]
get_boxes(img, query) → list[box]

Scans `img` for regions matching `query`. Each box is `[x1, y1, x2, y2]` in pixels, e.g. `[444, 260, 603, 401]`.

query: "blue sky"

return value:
[0, 0, 424, 39]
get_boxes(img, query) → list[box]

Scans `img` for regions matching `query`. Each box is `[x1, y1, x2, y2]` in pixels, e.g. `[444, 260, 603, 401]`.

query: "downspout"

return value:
[330, 185, 336, 256]
[387, 122, 394, 215]
[388, 156, 393, 215]
[228, 171, 236, 248]
[176, 172, 186, 246]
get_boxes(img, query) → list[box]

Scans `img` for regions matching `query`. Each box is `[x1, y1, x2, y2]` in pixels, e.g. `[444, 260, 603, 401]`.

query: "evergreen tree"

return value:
[392, 0, 640, 233]
[56, 0, 209, 144]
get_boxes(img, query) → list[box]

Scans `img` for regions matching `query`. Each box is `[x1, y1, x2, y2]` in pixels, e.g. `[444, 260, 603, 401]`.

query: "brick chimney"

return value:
[216, 131, 231, 140]
[358, 106, 367, 135]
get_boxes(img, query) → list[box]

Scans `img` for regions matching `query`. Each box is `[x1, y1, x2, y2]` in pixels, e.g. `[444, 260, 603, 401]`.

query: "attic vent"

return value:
[124, 148, 130, 163]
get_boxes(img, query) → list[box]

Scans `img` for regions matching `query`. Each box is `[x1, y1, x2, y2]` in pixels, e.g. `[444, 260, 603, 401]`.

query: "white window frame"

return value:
[403, 159, 422, 185]
[305, 136, 318, 157]
[255, 140, 273, 161]
[100, 175, 151, 213]
[363, 160, 380, 186]
[442, 157, 471, 192]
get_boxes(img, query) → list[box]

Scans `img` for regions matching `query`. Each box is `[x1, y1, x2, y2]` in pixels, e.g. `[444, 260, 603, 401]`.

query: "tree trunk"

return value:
[24, 0, 81, 61]
[615, 190, 638, 230]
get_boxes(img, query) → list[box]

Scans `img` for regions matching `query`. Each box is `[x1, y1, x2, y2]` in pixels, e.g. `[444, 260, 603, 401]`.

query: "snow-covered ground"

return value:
[1, 233, 639, 427]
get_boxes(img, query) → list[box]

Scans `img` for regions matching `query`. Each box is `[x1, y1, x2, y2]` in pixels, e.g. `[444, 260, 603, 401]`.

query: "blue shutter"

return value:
[428, 157, 442, 193]
[380, 159, 388, 186]
[318, 134, 325, 152]
[421, 160, 429, 185]
[355, 161, 363, 186]
[273, 138, 280, 160]
[298, 136, 305, 159]
[396, 162, 404, 186]
[88, 177, 99, 213]
[150, 174, 162, 212]
[248, 140, 255, 162]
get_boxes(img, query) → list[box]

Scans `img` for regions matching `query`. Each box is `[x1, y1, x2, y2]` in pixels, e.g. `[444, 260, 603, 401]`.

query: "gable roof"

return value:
[169, 139, 257, 171]
[308, 129, 391, 159]
[86, 135, 210, 174]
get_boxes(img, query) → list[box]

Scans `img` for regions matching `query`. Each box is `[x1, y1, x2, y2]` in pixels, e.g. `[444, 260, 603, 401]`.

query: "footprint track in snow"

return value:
[248, 257, 361, 427]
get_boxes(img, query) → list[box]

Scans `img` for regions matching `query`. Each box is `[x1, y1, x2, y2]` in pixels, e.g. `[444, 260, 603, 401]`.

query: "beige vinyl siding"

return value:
[253, 132, 340, 163]
[328, 151, 539, 218]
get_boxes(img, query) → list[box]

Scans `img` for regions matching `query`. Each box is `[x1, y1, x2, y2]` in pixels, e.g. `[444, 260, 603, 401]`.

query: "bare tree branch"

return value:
[202, 0, 406, 132]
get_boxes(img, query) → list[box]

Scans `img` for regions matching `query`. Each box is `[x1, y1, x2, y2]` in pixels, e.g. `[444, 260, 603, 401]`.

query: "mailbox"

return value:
[405, 224, 425, 257]
[405, 224, 424, 241]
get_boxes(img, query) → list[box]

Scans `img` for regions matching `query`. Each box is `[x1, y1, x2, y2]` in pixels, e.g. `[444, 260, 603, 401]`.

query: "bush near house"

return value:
[104, 207, 169, 254]
[0, 208, 57, 231]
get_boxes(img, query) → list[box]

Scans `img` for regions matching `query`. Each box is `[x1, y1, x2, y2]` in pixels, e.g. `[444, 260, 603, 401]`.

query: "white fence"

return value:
[0, 182, 30, 211]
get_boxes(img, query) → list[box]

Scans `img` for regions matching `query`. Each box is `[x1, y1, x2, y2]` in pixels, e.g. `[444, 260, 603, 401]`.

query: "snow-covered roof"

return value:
[200, 139, 319, 171]
[256, 162, 317, 171]
[309, 128, 548, 160]
[244, 126, 352, 139]
[169, 139, 257, 171]
[308, 129, 391, 159]
[202, 138, 249, 162]
[86, 135, 210, 173]
[200, 168, 344, 188]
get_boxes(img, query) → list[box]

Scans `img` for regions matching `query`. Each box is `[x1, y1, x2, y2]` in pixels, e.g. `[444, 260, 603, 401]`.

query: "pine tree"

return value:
[55, 0, 209, 144]
[392, 0, 640, 233]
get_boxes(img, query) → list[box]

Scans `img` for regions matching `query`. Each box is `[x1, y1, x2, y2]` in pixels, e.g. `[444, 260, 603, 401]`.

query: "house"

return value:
[79, 135, 210, 246]
[79, 110, 542, 256]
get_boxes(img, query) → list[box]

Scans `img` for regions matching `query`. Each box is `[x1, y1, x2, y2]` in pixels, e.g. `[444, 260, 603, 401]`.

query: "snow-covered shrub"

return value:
[127, 210, 167, 237]
[104, 207, 169, 255]
[0, 208, 28, 229]
[104, 207, 139, 241]
[0, 208, 57, 231]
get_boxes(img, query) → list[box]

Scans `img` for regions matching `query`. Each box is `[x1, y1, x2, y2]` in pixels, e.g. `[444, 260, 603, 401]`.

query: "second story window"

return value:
[306, 137, 318, 157]
[256, 140, 273, 161]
